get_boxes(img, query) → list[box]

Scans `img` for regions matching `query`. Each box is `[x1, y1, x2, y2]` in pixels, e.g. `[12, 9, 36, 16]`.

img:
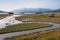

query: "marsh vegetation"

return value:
[16, 13, 60, 24]
[0, 23, 52, 33]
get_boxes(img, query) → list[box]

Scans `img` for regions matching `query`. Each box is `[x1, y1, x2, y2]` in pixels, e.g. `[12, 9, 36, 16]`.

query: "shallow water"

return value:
[0, 15, 22, 29]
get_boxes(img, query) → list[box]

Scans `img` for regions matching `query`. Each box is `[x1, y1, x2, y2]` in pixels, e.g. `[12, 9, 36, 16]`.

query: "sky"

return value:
[0, 0, 60, 11]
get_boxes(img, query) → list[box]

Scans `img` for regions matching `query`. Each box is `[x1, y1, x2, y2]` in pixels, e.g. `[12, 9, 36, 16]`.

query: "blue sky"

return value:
[0, 0, 60, 11]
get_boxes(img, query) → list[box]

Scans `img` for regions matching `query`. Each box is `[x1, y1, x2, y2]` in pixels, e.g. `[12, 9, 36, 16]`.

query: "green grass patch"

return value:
[0, 23, 52, 33]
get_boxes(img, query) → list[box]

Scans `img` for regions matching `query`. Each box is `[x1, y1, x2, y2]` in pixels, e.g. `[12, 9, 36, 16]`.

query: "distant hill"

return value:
[0, 10, 10, 14]
[12, 8, 53, 14]
[47, 9, 60, 13]
[53, 9, 60, 12]
[0, 10, 8, 13]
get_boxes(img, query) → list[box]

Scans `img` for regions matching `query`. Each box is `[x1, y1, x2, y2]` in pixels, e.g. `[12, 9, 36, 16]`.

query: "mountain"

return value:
[0, 10, 8, 13]
[47, 9, 60, 12]
[0, 10, 10, 14]
[0, 11, 5, 13]
[53, 9, 60, 12]
[13, 8, 53, 13]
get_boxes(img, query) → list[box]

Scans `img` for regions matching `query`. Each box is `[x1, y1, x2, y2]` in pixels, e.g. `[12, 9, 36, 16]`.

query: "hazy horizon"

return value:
[0, 0, 60, 11]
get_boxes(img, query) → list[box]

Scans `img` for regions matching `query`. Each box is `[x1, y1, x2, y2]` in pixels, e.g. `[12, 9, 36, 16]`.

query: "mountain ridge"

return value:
[13, 8, 53, 13]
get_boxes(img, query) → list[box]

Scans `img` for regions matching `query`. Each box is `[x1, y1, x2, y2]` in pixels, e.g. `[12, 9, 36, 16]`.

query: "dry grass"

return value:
[16, 13, 60, 23]
[0, 14, 12, 19]
[4, 28, 60, 40]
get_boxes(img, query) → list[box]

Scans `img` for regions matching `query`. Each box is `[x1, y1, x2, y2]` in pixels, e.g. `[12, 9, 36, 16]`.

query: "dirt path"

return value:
[0, 22, 60, 40]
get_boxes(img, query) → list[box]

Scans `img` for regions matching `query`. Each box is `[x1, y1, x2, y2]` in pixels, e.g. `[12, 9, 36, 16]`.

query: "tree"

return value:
[8, 12, 14, 14]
